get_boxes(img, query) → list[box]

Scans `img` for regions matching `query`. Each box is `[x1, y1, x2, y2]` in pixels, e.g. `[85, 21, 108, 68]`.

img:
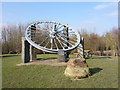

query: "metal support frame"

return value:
[21, 37, 30, 63]
[30, 25, 37, 61]
[63, 26, 69, 62]
[77, 37, 84, 58]
[21, 25, 37, 63]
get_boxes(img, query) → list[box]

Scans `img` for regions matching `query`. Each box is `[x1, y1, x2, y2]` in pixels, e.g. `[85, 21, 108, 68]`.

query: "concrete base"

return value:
[58, 49, 67, 62]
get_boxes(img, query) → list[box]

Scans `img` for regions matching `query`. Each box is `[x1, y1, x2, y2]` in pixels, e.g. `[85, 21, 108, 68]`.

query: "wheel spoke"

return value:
[56, 25, 63, 30]
[29, 32, 42, 34]
[28, 28, 50, 34]
[56, 24, 60, 30]
[57, 34, 74, 46]
[68, 31, 76, 35]
[58, 38, 70, 48]
[32, 35, 43, 39]
[57, 33, 77, 42]
[29, 33, 46, 39]
[54, 39, 58, 50]
[44, 39, 50, 48]
[39, 36, 49, 45]
[28, 34, 39, 37]
[56, 37, 65, 49]
[50, 39, 53, 49]
[57, 29, 65, 33]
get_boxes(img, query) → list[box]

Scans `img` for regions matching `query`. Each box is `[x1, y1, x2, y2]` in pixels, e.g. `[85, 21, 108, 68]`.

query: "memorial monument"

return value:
[21, 21, 90, 79]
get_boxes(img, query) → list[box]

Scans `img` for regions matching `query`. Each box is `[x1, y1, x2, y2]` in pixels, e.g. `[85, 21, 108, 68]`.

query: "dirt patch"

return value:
[16, 59, 68, 66]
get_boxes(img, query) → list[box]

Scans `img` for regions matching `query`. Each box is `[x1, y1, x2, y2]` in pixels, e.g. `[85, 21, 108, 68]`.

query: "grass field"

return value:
[2, 54, 118, 88]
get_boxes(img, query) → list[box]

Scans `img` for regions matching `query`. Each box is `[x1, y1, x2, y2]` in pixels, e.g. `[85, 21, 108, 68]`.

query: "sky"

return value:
[2, 2, 118, 36]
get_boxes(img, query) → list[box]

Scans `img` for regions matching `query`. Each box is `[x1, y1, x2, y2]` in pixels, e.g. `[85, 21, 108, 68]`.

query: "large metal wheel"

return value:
[25, 21, 80, 53]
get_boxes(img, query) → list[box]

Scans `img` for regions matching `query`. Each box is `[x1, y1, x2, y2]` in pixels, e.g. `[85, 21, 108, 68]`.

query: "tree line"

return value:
[78, 28, 119, 56]
[1, 24, 119, 56]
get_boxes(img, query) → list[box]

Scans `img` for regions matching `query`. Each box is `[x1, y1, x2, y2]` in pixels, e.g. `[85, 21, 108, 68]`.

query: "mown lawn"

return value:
[2, 54, 118, 88]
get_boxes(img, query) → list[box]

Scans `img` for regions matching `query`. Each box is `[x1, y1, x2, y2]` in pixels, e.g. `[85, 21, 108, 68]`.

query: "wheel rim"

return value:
[25, 21, 80, 53]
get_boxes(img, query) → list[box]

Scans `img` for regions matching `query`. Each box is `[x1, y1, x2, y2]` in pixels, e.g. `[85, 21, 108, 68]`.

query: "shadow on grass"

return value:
[90, 67, 103, 76]
[37, 57, 57, 61]
[1, 54, 20, 58]
[91, 56, 111, 59]
[85, 56, 111, 60]
[85, 57, 90, 59]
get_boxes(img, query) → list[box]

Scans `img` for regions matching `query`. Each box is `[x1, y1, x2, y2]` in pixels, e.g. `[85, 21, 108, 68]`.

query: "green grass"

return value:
[2, 54, 118, 88]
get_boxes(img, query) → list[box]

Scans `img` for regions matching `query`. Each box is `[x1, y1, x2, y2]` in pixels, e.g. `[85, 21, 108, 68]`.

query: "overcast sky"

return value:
[2, 2, 118, 36]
